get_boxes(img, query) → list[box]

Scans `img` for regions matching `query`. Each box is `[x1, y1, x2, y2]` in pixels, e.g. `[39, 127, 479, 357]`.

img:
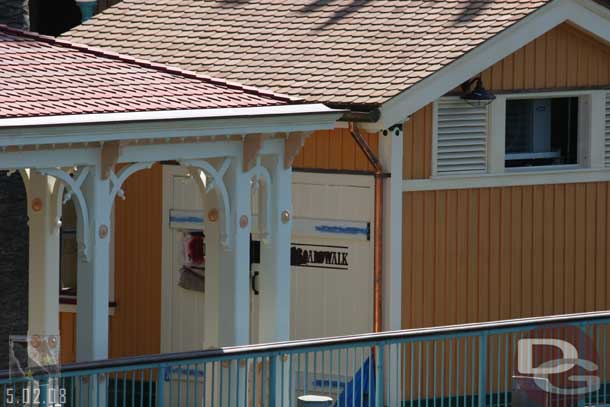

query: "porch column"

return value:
[26, 172, 61, 343]
[76, 165, 111, 361]
[258, 149, 292, 343]
[218, 155, 252, 347]
[379, 125, 403, 332]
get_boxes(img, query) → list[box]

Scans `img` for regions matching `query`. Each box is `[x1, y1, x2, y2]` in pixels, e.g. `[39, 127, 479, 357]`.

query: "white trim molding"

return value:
[378, 0, 610, 128]
[404, 168, 610, 191]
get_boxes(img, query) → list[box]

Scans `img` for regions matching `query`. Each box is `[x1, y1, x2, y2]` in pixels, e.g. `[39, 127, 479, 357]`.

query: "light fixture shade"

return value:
[461, 78, 496, 107]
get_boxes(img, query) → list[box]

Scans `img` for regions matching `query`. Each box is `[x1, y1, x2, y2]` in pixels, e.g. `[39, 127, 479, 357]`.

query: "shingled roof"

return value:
[0, 24, 297, 119]
[64, 0, 553, 108]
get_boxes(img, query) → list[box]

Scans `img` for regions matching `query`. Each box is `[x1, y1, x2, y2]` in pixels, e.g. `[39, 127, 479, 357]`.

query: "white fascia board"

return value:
[378, 0, 610, 128]
[0, 148, 99, 170]
[0, 104, 343, 148]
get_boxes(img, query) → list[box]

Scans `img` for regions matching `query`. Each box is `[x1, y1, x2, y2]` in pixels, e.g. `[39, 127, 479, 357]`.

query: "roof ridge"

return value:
[0, 24, 301, 104]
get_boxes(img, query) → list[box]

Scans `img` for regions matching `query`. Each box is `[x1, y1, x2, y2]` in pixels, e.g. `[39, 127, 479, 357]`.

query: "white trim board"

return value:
[403, 168, 610, 191]
[378, 0, 610, 128]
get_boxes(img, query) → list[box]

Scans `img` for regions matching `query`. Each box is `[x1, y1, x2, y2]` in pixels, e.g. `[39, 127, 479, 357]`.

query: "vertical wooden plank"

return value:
[340, 128, 356, 171]
[467, 189, 479, 322]
[402, 192, 415, 328]
[534, 36, 547, 88]
[545, 28, 557, 88]
[512, 48, 525, 89]
[566, 30, 579, 86]
[564, 183, 576, 313]
[542, 185, 555, 316]
[456, 189, 469, 323]
[446, 190, 458, 325]
[488, 188, 501, 321]
[412, 108, 426, 179]
[59, 312, 76, 364]
[411, 191, 425, 328]
[328, 128, 343, 171]
[403, 116, 415, 180]
[434, 191, 448, 326]
[573, 184, 586, 312]
[523, 42, 536, 89]
[596, 183, 607, 310]
[510, 187, 523, 317]
[553, 184, 566, 315]
[423, 191, 436, 327]
[520, 186, 533, 317]
[500, 188, 512, 319]
[423, 104, 433, 179]
[531, 185, 544, 316]
[478, 188, 490, 322]
[491, 62, 503, 91]
[501, 54, 514, 91]
[315, 130, 330, 170]
[585, 183, 597, 311]
[555, 25, 568, 87]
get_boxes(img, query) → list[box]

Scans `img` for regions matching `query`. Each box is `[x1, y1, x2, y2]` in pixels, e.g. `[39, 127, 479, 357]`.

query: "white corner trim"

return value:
[403, 168, 610, 192]
[378, 0, 610, 128]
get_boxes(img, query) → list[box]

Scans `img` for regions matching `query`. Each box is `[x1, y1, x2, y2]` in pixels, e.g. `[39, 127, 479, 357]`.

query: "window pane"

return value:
[505, 97, 578, 168]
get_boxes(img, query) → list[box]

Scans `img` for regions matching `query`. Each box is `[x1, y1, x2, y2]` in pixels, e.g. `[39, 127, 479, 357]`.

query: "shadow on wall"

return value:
[0, 173, 28, 370]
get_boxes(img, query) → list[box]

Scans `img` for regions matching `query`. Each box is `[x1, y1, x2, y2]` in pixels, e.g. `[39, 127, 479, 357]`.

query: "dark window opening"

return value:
[29, 0, 82, 36]
[505, 97, 579, 168]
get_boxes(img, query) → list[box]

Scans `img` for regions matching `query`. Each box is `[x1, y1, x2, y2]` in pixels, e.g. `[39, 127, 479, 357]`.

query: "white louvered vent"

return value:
[435, 97, 488, 175]
[605, 92, 610, 167]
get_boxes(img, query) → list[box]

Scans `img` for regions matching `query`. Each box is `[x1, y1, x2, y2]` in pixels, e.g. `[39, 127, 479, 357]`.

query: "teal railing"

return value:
[1, 311, 610, 406]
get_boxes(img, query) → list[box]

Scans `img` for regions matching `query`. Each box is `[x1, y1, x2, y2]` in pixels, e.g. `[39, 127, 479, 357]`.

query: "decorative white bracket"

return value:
[109, 162, 155, 203]
[180, 158, 233, 248]
[247, 157, 273, 243]
[39, 167, 91, 261]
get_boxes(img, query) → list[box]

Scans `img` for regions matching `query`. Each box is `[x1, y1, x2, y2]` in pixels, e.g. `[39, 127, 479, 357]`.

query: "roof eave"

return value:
[0, 104, 344, 148]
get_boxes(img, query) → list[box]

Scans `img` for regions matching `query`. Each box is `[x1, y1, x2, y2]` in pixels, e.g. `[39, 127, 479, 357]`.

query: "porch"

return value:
[1, 311, 607, 407]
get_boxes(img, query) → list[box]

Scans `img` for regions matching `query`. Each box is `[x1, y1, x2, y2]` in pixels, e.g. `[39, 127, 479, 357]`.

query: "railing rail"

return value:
[2, 311, 610, 406]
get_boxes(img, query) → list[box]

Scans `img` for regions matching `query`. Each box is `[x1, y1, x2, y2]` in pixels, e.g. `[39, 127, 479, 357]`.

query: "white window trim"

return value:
[407, 89, 609, 191]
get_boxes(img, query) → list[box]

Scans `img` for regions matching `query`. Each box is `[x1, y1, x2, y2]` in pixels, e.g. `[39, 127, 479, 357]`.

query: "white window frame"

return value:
[407, 89, 609, 191]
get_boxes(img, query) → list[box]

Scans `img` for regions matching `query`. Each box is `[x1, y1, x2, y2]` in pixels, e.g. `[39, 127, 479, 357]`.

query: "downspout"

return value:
[349, 123, 387, 333]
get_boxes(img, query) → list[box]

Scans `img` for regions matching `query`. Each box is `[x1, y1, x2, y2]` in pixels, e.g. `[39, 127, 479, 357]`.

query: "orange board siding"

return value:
[403, 104, 433, 180]
[59, 165, 163, 363]
[402, 182, 610, 329]
[111, 164, 163, 358]
[293, 128, 379, 172]
[481, 23, 610, 92]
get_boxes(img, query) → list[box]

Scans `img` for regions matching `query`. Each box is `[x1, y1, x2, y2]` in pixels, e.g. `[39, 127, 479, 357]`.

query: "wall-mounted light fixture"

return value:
[460, 77, 496, 107]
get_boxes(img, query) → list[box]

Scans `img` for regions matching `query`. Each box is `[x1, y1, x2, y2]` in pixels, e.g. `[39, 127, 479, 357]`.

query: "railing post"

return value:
[375, 343, 384, 407]
[478, 333, 488, 407]
[269, 354, 277, 407]
[157, 366, 166, 407]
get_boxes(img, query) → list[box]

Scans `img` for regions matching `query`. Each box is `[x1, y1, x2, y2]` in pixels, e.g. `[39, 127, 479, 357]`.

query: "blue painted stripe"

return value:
[170, 216, 204, 224]
[314, 225, 368, 236]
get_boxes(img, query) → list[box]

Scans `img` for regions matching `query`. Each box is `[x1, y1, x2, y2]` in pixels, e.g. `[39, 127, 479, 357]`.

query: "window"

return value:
[505, 97, 579, 168]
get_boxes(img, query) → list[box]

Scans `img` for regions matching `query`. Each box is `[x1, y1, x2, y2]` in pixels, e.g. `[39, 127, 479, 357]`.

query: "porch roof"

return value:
[63, 0, 553, 108]
[0, 24, 298, 120]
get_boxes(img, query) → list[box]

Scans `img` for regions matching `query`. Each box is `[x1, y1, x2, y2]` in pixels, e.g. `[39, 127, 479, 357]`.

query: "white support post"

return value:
[218, 155, 252, 347]
[75, 164, 112, 362]
[258, 147, 292, 344]
[379, 125, 403, 332]
[26, 172, 61, 345]
[379, 125, 404, 407]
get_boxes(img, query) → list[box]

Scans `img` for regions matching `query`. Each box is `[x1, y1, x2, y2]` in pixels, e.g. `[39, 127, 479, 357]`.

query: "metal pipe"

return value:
[349, 123, 386, 333]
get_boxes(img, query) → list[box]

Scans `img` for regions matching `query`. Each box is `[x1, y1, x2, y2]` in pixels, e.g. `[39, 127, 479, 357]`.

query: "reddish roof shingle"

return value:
[64, 0, 553, 107]
[0, 24, 297, 119]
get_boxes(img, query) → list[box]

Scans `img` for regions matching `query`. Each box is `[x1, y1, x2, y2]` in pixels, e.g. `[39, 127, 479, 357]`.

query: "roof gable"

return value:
[63, 0, 551, 107]
[0, 25, 296, 119]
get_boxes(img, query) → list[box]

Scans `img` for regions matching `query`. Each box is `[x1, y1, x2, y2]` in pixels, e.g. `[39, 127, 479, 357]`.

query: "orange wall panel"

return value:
[403, 104, 433, 180]
[110, 164, 163, 358]
[480, 23, 610, 92]
[293, 128, 379, 172]
[402, 182, 610, 329]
